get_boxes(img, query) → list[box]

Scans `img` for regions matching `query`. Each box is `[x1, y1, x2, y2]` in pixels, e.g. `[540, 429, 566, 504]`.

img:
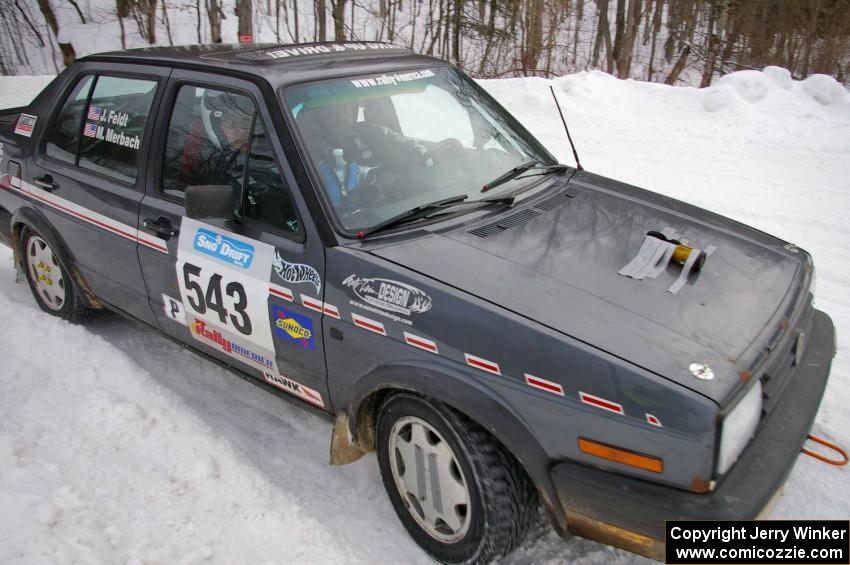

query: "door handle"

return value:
[33, 174, 58, 192]
[143, 216, 178, 240]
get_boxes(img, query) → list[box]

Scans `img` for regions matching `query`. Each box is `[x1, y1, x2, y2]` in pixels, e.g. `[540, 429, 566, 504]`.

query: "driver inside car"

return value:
[180, 90, 254, 192]
[296, 100, 460, 209]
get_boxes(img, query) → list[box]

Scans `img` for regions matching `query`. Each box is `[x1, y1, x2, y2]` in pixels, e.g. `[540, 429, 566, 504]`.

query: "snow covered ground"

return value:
[1, 68, 848, 564]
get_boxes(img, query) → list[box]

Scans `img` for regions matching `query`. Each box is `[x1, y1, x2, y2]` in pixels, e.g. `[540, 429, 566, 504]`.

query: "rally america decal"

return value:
[14, 114, 37, 137]
[342, 274, 432, 326]
[263, 373, 325, 408]
[191, 318, 277, 374]
[176, 218, 278, 372]
[273, 251, 321, 293]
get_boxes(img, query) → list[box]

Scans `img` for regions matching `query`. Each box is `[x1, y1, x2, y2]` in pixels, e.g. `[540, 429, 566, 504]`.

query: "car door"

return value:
[137, 70, 330, 410]
[27, 63, 170, 324]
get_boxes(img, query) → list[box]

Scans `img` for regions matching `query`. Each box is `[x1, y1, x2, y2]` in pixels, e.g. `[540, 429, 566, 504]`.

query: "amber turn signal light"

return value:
[578, 438, 663, 473]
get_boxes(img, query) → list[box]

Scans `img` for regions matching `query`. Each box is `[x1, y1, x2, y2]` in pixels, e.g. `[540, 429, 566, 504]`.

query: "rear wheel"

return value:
[21, 227, 90, 321]
[376, 394, 536, 564]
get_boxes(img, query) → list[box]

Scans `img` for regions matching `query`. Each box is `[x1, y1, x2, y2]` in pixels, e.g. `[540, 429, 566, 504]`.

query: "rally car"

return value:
[0, 42, 835, 564]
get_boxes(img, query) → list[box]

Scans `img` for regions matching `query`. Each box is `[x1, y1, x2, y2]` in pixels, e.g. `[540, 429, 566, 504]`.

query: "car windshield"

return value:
[283, 66, 554, 233]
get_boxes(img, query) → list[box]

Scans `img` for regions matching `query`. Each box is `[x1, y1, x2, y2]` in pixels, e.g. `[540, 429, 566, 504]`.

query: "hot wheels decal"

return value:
[272, 305, 315, 350]
[273, 252, 321, 293]
[342, 275, 432, 325]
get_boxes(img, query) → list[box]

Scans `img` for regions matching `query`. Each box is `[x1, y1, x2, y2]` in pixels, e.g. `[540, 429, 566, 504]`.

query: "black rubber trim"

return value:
[551, 308, 835, 542]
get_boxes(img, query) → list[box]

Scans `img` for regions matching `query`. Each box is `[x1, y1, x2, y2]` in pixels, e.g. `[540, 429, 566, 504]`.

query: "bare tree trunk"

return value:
[330, 0, 346, 39]
[294, 0, 300, 41]
[522, 0, 543, 74]
[646, 0, 661, 80]
[592, 0, 613, 72]
[208, 0, 222, 42]
[117, 2, 128, 47]
[275, 0, 281, 40]
[452, 0, 463, 65]
[615, 0, 640, 77]
[147, 0, 157, 44]
[238, 0, 253, 39]
[162, 0, 174, 45]
[15, 0, 46, 47]
[478, 0, 497, 74]
[665, 44, 690, 84]
[35, 0, 76, 66]
[572, 0, 584, 64]
[67, 0, 87, 23]
[611, 0, 626, 72]
[315, 0, 326, 41]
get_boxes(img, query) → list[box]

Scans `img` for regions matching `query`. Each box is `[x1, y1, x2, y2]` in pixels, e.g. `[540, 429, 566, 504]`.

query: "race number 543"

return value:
[182, 262, 252, 335]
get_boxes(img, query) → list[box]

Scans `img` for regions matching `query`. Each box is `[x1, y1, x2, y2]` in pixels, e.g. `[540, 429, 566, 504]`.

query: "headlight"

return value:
[716, 381, 763, 475]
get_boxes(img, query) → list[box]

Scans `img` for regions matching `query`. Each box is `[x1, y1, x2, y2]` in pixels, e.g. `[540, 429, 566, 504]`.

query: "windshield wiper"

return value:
[357, 194, 514, 239]
[481, 160, 568, 193]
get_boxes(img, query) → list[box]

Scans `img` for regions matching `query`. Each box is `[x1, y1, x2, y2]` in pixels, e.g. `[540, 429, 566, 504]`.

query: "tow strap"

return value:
[802, 434, 848, 466]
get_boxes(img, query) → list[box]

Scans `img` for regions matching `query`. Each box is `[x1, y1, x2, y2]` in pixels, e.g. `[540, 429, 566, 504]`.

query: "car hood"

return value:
[369, 171, 809, 404]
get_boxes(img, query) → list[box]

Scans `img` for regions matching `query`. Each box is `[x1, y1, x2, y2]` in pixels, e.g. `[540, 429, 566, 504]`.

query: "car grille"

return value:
[757, 300, 814, 414]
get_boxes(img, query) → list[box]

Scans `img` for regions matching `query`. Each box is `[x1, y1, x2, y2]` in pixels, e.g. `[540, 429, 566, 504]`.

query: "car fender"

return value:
[338, 359, 568, 532]
[11, 205, 101, 308]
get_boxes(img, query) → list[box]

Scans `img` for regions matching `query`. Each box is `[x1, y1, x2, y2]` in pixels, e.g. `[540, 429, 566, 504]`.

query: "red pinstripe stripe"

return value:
[525, 374, 564, 395]
[404, 333, 438, 353]
[579, 392, 624, 414]
[269, 287, 294, 301]
[465, 354, 500, 375]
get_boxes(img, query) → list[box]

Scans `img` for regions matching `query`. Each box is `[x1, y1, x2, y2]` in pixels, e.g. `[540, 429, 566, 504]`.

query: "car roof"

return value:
[81, 42, 448, 88]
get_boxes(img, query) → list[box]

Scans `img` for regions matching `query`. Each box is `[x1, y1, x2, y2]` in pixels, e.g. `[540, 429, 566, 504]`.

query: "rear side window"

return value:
[45, 75, 94, 164]
[78, 76, 158, 183]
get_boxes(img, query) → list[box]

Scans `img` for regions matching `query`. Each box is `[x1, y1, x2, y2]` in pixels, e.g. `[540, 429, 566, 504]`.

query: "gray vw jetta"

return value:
[0, 41, 835, 564]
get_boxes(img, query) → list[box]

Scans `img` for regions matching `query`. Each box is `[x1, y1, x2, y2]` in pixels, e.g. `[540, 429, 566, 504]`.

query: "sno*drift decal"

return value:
[273, 252, 321, 293]
[193, 228, 255, 268]
[272, 305, 315, 350]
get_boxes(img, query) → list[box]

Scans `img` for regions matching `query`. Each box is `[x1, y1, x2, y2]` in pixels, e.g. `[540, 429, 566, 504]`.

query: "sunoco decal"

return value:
[272, 305, 315, 350]
[343, 275, 432, 325]
[14, 114, 37, 137]
[273, 252, 321, 293]
[193, 228, 255, 268]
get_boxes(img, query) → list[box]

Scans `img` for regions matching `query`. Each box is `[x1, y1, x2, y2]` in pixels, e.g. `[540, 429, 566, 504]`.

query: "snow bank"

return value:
[2, 68, 849, 564]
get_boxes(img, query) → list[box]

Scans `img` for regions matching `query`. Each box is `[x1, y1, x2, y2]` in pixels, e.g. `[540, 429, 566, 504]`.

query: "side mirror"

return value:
[185, 185, 235, 219]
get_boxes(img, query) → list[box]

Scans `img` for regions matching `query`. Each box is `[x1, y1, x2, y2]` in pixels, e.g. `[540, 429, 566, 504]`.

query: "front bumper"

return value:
[550, 309, 836, 560]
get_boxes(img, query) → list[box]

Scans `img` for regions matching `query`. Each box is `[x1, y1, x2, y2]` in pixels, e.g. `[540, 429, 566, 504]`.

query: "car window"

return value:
[161, 85, 255, 200]
[78, 76, 158, 183]
[45, 75, 94, 164]
[243, 119, 300, 234]
[391, 84, 475, 147]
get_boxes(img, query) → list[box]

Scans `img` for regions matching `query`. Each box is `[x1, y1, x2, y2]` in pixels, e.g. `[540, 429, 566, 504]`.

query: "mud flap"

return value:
[330, 411, 367, 465]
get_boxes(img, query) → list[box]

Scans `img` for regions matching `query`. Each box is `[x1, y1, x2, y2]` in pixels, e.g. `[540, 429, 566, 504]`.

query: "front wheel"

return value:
[376, 394, 536, 564]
